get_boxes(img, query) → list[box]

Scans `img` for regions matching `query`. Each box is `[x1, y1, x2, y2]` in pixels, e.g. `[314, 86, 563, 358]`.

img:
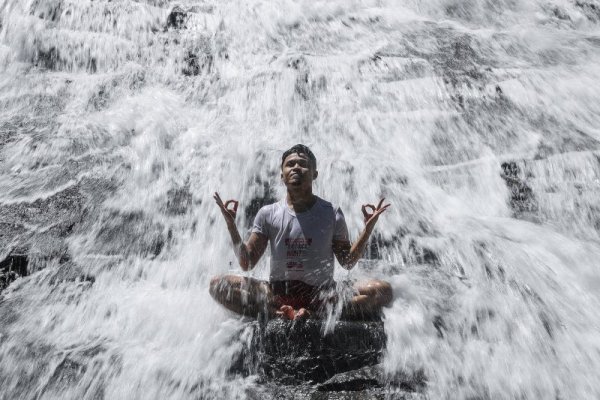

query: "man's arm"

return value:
[214, 192, 268, 270]
[333, 199, 390, 270]
[227, 226, 268, 271]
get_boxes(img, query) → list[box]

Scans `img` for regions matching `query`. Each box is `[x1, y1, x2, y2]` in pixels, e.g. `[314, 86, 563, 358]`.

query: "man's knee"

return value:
[209, 274, 231, 299]
[358, 279, 393, 306]
[375, 280, 393, 306]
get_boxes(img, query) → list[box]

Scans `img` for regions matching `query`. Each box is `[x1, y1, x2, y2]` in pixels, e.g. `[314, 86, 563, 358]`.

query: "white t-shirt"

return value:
[251, 196, 349, 286]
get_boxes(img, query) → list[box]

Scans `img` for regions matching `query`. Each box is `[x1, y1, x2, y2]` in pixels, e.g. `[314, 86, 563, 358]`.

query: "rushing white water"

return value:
[1, 0, 600, 398]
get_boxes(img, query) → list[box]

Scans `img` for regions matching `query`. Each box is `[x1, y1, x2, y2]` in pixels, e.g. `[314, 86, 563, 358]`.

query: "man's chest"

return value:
[270, 213, 335, 251]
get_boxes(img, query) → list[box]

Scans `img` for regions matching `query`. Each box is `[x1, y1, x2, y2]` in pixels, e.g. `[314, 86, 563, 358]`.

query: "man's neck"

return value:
[286, 188, 316, 213]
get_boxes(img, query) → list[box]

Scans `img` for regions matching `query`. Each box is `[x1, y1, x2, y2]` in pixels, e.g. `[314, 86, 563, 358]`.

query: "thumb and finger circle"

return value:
[214, 192, 239, 214]
[362, 204, 376, 217]
[224, 200, 239, 213]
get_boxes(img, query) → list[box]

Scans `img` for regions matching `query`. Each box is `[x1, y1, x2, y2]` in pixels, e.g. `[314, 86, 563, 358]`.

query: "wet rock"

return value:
[438, 34, 485, 88]
[366, 232, 403, 260]
[533, 127, 600, 160]
[0, 184, 85, 276]
[0, 270, 19, 293]
[188, 5, 215, 14]
[366, 232, 389, 259]
[247, 382, 423, 399]
[30, 0, 64, 22]
[575, 1, 600, 22]
[551, 6, 571, 21]
[92, 210, 166, 257]
[317, 365, 382, 392]
[45, 261, 95, 286]
[34, 45, 61, 70]
[244, 181, 276, 228]
[0, 254, 28, 293]
[41, 357, 87, 397]
[231, 319, 386, 384]
[500, 161, 538, 214]
[165, 180, 193, 215]
[182, 51, 198, 76]
[0, 254, 28, 277]
[408, 238, 439, 265]
[182, 36, 214, 76]
[166, 6, 188, 29]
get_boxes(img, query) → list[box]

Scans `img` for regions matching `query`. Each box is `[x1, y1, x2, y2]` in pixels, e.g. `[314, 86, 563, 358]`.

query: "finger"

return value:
[214, 197, 226, 213]
[214, 192, 224, 206]
[377, 198, 385, 209]
[362, 205, 374, 220]
[374, 206, 390, 216]
[224, 200, 234, 210]
[377, 204, 391, 213]
[361, 205, 369, 219]
[232, 200, 239, 213]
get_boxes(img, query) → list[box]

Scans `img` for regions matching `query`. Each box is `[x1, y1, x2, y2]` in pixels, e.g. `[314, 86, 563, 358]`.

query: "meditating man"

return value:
[210, 144, 393, 320]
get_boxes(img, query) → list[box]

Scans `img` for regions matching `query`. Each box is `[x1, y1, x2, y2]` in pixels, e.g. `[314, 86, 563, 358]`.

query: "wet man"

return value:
[210, 144, 393, 320]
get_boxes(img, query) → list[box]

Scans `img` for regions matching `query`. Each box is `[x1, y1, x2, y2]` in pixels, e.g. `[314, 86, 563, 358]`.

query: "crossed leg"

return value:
[209, 275, 316, 319]
[209, 275, 393, 320]
[341, 279, 394, 320]
[209, 274, 273, 318]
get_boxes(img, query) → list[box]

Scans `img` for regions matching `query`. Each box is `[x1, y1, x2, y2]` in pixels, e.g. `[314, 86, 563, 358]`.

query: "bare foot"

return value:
[295, 308, 311, 320]
[276, 305, 296, 320]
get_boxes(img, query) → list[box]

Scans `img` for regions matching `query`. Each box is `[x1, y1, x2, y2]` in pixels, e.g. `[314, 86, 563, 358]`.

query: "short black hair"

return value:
[281, 144, 317, 170]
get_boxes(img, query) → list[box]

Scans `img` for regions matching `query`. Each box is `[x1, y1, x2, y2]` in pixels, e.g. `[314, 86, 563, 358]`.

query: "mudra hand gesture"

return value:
[362, 198, 390, 231]
[214, 192, 238, 225]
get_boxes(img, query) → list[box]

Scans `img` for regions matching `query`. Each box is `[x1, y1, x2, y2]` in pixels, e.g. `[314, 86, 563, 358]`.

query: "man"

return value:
[210, 144, 393, 320]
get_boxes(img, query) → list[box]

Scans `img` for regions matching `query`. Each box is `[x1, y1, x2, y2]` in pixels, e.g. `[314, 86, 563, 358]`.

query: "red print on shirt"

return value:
[285, 238, 312, 265]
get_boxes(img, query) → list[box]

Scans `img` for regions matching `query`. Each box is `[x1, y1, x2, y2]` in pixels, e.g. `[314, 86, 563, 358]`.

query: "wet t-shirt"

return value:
[251, 197, 349, 286]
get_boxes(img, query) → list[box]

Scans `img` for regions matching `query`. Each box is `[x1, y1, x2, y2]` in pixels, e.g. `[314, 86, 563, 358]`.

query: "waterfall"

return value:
[1, 0, 600, 398]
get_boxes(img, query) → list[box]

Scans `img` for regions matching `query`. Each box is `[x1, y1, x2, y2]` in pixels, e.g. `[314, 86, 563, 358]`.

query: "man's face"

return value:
[281, 152, 317, 189]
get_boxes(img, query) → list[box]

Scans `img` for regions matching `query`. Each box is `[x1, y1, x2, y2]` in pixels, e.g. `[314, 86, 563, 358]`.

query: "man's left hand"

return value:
[362, 199, 390, 231]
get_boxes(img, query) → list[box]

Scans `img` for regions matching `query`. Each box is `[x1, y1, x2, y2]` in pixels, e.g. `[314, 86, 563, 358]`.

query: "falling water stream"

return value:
[1, 0, 600, 398]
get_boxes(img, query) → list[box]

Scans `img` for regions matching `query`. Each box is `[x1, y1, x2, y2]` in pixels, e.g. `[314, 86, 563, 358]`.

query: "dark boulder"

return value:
[165, 180, 193, 215]
[0, 254, 28, 293]
[0, 254, 28, 277]
[244, 181, 277, 229]
[182, 36, 214, 76]
[30, 0, 64, 22]
[92, 210, 167, 258]
[575, 1, 600, 22]
[231, 319, 386, 384]
[167, 6, 187, 30]
[500, 161, 538, 215]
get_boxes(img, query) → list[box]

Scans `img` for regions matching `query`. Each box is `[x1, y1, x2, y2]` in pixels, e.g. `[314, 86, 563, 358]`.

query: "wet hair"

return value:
[281, 144, 317, 170]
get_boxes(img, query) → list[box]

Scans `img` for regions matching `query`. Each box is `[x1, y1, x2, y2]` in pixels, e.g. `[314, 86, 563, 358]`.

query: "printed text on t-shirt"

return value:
[285, 238, 312, 265]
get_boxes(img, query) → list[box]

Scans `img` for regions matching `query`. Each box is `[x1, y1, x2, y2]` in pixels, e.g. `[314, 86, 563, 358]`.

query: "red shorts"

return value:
[270, 280, 336, 310]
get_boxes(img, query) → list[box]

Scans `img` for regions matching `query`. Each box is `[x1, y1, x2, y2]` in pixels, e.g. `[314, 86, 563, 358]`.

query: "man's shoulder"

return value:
[315, 196, 341, 212]
[256, 200, 282, 217]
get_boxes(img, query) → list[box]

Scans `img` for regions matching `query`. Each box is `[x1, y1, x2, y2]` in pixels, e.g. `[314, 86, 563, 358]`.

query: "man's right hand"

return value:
[214, 192, 238, 226]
